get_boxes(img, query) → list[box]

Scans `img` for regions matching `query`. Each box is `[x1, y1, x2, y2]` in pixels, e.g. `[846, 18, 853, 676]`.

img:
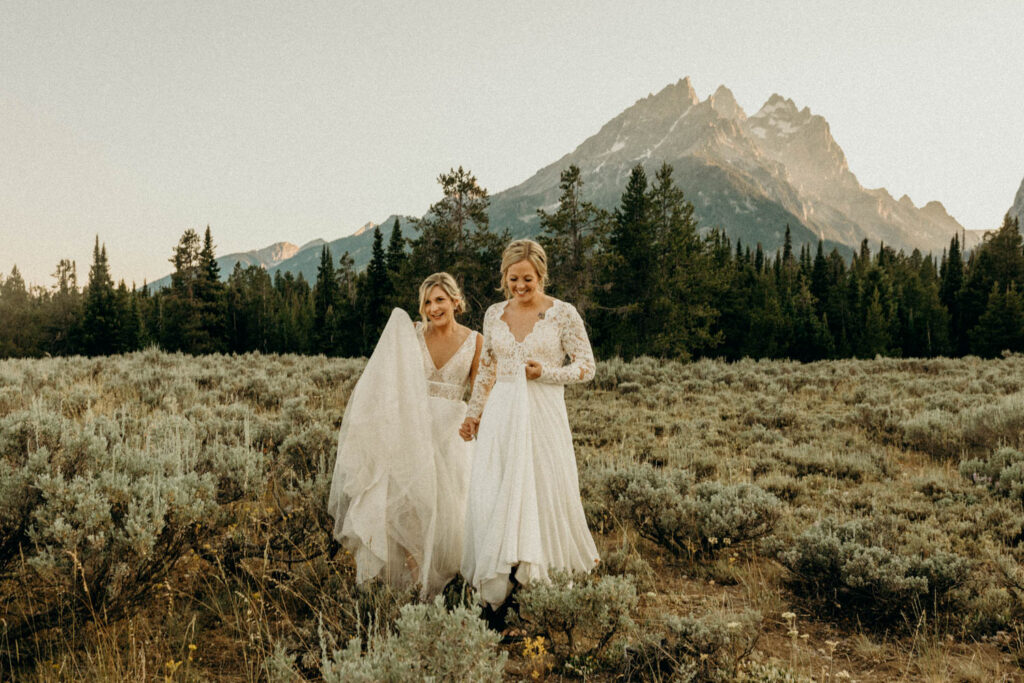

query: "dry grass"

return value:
[2, 351, 1024, 680]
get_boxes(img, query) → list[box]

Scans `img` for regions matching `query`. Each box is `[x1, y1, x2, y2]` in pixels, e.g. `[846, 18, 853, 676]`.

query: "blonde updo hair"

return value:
[418, 272, 467, 321]
[499, 239, 548, 299]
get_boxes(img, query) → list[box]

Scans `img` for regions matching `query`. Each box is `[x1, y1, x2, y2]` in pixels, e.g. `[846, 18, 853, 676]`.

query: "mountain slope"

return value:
[267, 216, 417, 283]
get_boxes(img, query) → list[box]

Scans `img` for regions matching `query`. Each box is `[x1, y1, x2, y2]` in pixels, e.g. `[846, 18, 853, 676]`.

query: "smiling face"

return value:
[505, 259, 541, 304]
[423, 285, 457, 328]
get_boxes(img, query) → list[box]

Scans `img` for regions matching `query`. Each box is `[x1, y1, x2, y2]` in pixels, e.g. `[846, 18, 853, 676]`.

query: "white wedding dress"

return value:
[462, 299, 600, 607]
[327, 308, 477, 598]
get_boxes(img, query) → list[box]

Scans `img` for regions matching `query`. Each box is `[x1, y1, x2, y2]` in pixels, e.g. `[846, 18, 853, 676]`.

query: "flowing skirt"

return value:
[327, 309, 470, 598]
[462, 373, 599, 606]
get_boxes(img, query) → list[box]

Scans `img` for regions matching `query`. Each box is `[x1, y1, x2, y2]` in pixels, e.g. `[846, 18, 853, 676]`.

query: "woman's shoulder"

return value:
[483, 301, 508, 320]
[549, 298, 581, 318]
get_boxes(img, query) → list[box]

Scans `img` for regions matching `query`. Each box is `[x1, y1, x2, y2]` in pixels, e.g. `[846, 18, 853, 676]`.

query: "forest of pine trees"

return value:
[2, 164, 1023, 361]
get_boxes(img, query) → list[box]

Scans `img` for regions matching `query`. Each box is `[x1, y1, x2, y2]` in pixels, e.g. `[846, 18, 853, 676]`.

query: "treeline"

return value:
[2, 163, 1023, 361]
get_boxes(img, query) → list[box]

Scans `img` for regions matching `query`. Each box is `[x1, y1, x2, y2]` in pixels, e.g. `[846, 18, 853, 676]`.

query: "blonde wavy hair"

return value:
[499, 239, 548, 299]
[418, 272, 467, 321]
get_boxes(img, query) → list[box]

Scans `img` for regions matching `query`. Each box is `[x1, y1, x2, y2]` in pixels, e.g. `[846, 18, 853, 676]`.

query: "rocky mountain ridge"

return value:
[149, 77, 1005, 288]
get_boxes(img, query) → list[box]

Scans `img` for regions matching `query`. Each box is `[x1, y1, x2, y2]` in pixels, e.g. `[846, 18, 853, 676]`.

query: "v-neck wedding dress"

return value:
[328, 308, 477, 597]
[462, 299, 599, 606]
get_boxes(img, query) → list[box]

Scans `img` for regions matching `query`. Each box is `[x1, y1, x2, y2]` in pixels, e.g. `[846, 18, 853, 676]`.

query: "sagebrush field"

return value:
[2, 350, 1023, 681]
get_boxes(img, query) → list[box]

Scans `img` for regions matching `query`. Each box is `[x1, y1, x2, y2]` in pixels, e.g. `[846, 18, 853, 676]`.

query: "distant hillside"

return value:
[267, 216, 417, 283]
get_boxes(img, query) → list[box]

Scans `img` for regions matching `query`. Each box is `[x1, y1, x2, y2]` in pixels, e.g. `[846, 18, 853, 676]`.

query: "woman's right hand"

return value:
[459, 417, 479, 442]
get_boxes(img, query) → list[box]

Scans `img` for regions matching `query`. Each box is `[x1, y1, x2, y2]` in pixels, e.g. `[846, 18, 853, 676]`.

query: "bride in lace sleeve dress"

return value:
[328, 272, 482, 598]
[459, 240, 599, 610]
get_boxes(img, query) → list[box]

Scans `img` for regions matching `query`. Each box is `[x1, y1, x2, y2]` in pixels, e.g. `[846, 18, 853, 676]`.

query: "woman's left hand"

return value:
[525, 360, 542, 380]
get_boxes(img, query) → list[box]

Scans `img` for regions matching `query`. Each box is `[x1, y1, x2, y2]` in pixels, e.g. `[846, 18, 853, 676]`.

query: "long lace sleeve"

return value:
[539, 303, 595, 385]
[466, 314, 496, 419]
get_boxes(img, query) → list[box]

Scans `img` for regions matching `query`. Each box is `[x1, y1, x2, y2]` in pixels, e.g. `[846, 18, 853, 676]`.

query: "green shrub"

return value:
[624, 610, 762, 682]
[960, 447, 1024, 502]
[779, 517, 970, 624]
[319, 596, 506, 682]
[600, 463, 781, 560]
[515, 570, 637, 663]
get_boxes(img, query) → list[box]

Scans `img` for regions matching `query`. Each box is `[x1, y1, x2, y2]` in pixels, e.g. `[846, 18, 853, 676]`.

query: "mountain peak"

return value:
[707, 85, 746, 121]
[647, 76, 699, 110]
[352, 221, 378, 236]
[753, 93, 798, 118]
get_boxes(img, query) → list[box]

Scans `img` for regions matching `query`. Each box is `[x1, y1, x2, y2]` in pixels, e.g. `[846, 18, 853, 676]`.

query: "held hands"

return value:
[525, 360, 543, 380]
[459, 417, 479, 442]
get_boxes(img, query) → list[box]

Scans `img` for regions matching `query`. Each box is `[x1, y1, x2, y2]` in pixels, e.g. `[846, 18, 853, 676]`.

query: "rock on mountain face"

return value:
[489, 77, 965, 256]
[1012, 176, 1024, 226]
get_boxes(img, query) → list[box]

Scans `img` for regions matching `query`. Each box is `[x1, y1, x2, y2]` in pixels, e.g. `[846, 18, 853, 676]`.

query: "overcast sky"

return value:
[2, 1, 1022, 287]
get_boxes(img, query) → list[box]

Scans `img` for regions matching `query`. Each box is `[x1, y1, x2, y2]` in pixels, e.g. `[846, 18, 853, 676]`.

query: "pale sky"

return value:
[2, 1, 1022, 287]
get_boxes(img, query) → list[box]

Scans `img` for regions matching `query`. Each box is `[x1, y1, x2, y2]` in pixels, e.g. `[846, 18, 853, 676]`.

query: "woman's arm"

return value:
[537, 303, 596, 384]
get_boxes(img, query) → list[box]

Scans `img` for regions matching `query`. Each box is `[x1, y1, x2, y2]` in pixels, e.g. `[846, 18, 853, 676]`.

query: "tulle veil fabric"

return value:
[327, 308, 439, 596]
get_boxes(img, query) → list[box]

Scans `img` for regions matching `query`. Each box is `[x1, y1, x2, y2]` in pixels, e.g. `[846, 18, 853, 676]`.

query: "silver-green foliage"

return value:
[778, 517, 970, 623]
[514, 570, 637, 661]
[319, 596, 506, 682]
[626, 610, 762, 683]
[599, 463, 781, 559]
[960, 447, 1024, 502]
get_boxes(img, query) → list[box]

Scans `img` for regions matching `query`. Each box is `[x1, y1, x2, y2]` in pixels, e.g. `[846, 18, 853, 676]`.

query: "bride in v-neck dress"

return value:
[328, 273, 481, 598]
[460, 240, 599, 608]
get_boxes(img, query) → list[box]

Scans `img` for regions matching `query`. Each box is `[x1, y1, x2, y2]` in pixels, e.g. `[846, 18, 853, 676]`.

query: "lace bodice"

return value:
[467, 299, 595, 418]
[414, 323, 478, 402]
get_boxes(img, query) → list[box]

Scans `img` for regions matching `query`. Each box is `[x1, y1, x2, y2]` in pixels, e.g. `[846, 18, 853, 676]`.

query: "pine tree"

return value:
[312, 245, 338, 354]
[537, 164, 609, 319]
[940, 234, 965, 353]
[163, 228, 202, 351]
[46, 259, 81, 355]
[361, 226, 391, 349]
[969, 282, 1024, 357]
[193, 226, 226, 353]
[0, 266, 33, 357]
[961, 214, 1024, 352]
[596, 164, 654, 358]
[81, 237, 119, 356]
[406, 167, 505, 328]
[113, 280, 141, 353]
[385, 217, 411, 310]
[644, 162, 721, 358]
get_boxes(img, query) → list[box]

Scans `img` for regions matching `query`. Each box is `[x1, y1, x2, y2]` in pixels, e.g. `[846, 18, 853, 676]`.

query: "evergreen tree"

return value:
[226, 263, 274, 352]
[969, 282, 1024, 357]
[537, 164, 609, 320]
[0, 266, 34, 357]
[193, 226, 226, 353]
[81, 237, 119, 356]
[596, 164, 654, 358]
[385, 217, 412, 310]
[113, 280, 141, 353]
[940, 234, 965, 353]
[645, 162, 721, 358]
[163, 228, 202, 351]
[961, 214, 1024, 351]
[334, 251, 363, 356]
[46, 259, 81, 355]
[312, 245, 339, 354]
[407, 167, 505, 328]
[361, 226, 391, 350]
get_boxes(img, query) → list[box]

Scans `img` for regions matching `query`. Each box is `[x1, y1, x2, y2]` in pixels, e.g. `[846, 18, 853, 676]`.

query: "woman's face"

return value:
[506, 260, 541, 303]
[424, 285, 457, 326]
